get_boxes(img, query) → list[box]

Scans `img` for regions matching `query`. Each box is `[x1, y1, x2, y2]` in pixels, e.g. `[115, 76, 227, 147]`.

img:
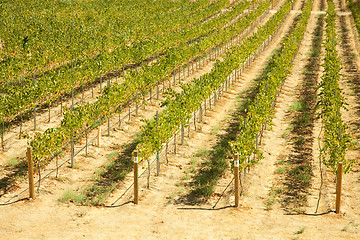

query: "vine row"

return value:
[0, 0, 239, 124]
[316, 0, 353, 173]
[136, 0, 292, 163]
[29, 1, 271, 168]
[230, 0, 313, 170]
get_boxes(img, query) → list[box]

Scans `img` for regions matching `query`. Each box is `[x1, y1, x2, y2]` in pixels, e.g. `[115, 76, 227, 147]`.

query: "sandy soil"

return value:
[1, 0, 360, 239]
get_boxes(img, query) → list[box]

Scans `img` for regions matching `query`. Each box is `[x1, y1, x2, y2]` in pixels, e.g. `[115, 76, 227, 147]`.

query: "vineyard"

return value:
[1, 0, 360, 239]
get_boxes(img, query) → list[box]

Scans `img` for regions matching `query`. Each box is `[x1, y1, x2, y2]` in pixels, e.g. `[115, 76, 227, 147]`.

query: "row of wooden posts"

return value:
[130, 148, 344, 214]
[25, 110, 344, 214]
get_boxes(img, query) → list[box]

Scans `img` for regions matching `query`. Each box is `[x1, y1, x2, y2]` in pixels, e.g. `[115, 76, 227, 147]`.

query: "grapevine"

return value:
[316, 0, 354, 173]
[29, 0, 270, 168]
[347, 0, 360, 37]
[230, 0, 313, 171]
[0, 0, 236, 124]
[137, 0, 292, 163]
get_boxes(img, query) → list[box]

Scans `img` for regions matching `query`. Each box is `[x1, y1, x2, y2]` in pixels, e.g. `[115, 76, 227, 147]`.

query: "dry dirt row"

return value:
[1, 0, 360, 239]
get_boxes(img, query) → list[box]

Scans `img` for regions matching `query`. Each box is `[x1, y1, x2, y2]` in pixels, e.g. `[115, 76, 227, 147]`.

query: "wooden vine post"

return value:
[165, 142, 169, 164]
[70, 137, 74, 168]
[27, 146, 35, 200]
[336, 162, 343, 214]
[108, 117, 111, 136]
[156, 111, 160, 176]
[156, 151, 160, 176]
[133, 150, 139, 204]
[1, 121, 4, 151]
[85, 128, 88, 156]
[147, 159, 151, 189]
[97, 126, 101, 146]
[157, 81, 159, 100]
[135, 93, 139, 115]
[33, 75, 37, 131]
[234, 153, 239, 208]
[181, 126, 184, 145]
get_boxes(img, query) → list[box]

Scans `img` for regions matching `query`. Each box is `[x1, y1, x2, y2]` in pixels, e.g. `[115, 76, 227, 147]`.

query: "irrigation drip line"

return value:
[315, 124, 324, 214]
[177, 205, 234, 211]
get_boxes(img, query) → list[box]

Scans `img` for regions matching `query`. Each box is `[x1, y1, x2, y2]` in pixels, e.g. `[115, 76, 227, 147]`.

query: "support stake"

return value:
[157, 81, 159, 100]
[71, 137, 74, 168]
[27, 146, 35, 199]
[108, 117, 111, 136]
[97, 126, 101, 147]
[234, 154, 239, 208]
[166, 142, 169, 164]
[85, 129, 88, 156]
[48, 102, 51, 122]
[174, 134, 177, 154]
[34, 107, 37, 131]
[147, 159, 151, 189]
[336, 162, 343, 214]
[135, 94, 138, 115]
[181, 126, 184, 145]
[1, 121, 4, 150]
[156, 151, 160, 176]
[133, 151, 139, 204]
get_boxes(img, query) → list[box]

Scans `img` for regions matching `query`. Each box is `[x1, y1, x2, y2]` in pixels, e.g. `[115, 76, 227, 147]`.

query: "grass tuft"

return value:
[59, 189, 85, 203]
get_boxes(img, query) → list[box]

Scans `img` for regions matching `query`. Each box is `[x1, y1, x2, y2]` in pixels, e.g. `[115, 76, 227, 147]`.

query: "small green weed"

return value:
[195, 149, 210, 157]
[7, 158, 19, 166]
[289, 100, 306, 112]
[295, 226, 306, 234]
[211, 125, 221, 135]
[59, 189, 85, 203]
[275, 166, 286, 174]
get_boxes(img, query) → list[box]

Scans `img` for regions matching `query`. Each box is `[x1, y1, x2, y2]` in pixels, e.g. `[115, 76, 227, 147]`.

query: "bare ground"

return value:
[1, 0, 360, 239]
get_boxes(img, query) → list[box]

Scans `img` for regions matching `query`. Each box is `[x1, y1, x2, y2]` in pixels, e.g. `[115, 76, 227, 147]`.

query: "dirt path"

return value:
[1, 0, 360, 239]
[260, 1, 321, 214]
